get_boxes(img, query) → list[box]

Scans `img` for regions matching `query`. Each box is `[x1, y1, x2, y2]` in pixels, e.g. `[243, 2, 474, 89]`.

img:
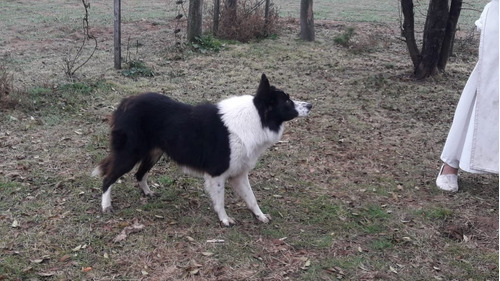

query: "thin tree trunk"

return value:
[213, 0, 220, 36]
[438, 0, 463, 71]
[114, 0, 121, 69]
[417, 0, 449, 78]
[226, 0, 237, 21]
[401, 0, 420, 70]
[300, 0, 315, 41]
[187, 0, 203, 42]
[264, 0, 270, 25]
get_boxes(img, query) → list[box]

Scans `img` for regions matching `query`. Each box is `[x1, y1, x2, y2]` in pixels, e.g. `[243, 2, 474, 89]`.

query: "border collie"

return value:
[92, 74, 312, 226]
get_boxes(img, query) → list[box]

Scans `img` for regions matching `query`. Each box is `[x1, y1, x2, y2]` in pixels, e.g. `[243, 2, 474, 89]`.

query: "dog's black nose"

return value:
[306, 103, 312, 110]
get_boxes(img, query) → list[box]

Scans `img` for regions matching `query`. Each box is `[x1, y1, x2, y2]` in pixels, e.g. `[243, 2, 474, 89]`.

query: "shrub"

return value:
[190, 34, 227, 53]
[122, 61, 155, 78]
[334, 27, 356, 47]
[215, 0, 281, 42]
[59, 82, 93, 95]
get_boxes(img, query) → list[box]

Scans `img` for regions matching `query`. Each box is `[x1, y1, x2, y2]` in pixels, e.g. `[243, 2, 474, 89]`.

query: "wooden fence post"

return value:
[114, 0, 121, 69]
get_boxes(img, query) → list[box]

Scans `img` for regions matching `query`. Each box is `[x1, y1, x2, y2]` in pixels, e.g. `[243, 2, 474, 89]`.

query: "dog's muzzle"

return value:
[294, 101, 312, 117]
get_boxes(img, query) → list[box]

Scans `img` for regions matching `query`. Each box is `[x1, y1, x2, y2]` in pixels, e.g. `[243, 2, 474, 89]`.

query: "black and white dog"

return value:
[92, 74, 311, 226]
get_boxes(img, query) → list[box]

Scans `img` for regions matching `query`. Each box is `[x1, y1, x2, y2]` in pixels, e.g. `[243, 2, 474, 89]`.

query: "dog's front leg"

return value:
[229, 173, 270, 223]
[204, 176, 235, 226]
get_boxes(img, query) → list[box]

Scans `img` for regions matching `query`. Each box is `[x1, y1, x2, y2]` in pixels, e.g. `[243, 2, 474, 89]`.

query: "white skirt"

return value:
[440, 1, 499, 174]
[440, 63, 485, 174]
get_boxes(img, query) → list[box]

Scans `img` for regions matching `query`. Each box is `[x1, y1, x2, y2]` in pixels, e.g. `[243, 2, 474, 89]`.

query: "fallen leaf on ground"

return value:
[31, 255, 50, 264]
[37, 272, 56, 277]
[113, 221, 145, 243]
[272, 238, 285, 245]
[301, 258, 311, 270]
[206, 239, 224, 243]
[389, 266, 398, 274]
[189, 259, 203, 268]
[59, 254, 71, 262]
[11, 220, 19, 228]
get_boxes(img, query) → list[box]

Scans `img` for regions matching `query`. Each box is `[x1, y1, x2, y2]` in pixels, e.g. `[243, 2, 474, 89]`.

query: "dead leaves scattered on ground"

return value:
[112, 219, 145, 243]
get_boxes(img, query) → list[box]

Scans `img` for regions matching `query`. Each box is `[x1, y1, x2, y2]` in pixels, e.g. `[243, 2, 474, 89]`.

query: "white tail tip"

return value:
[91, 166, 102, 177]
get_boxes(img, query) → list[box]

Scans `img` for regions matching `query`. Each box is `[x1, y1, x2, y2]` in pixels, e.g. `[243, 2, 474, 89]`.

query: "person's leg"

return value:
[441, 164, 458, 175]
[436, 163, 459, 192]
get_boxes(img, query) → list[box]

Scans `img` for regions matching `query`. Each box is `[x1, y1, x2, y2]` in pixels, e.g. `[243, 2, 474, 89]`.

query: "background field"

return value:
[0, 0, 498, 280]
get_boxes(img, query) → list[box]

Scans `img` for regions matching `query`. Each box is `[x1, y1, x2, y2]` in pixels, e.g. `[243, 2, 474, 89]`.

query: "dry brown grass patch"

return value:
[0, 66, 13, 99]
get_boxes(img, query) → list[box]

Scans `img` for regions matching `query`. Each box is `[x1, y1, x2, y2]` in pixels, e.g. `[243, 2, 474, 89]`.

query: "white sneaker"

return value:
[436, 165, 458, 192]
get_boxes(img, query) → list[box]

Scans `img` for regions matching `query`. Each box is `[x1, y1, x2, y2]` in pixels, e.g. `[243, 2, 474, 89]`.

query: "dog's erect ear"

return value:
[260, 73, 270, 86]
[256, 73, 271, 98]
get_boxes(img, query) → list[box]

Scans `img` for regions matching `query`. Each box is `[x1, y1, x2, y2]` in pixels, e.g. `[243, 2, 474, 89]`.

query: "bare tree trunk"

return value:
[226, 0, 237, 21]
[401, 0, 420, 70]
[187, 0, 203, 42]
[265, 0, 270, 25]
[219, 0, 237, 34]
[417, 0, 449, 79]
[400, 0, 462, 79]
[114, 0, 121, 69]
[300, 0, 315, 41]
[438, 0, 463, 71]
[213, 0, 220, 36]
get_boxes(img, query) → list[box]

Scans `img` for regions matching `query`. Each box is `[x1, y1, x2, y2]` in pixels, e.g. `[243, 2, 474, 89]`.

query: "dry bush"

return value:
[342, 24, 394, 54]
[62, 0, 97, 78]
[454, 27, 480, 58]
[216, 0, 281, 42]
[0, 66, 13, 101]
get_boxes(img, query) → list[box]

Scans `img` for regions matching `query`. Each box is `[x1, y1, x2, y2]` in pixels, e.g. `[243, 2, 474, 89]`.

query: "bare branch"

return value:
[63, 0, 98, 78]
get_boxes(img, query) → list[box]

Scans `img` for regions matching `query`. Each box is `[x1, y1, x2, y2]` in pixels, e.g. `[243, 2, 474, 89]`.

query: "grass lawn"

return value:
[0, 0, 497, 280]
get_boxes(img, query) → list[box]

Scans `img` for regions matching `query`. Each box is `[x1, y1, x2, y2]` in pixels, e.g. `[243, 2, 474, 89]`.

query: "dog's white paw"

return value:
[257, 213, 271, 223]
[143, 190, 159, 197]
[102, 206, 114, 214]
[220, 217, 236, 227]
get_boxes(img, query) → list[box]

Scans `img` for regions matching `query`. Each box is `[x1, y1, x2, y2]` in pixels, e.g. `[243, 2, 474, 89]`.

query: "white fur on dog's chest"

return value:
[226, 132, 278, 175]
[218, 95, 284, 176]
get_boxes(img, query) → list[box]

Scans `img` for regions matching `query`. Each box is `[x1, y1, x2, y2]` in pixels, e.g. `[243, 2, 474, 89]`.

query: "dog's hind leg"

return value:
[204, 175, 235, 226]
[101, 154, 140, 213]
[135, 148, 163, 197]
[101, 183, 114, 213]
[229, 173, 270, 223]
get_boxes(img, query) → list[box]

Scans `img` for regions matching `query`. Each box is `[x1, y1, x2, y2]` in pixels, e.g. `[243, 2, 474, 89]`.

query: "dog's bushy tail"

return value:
[92, 95, 146, 179]
[91, 128, 129, 178]
[91, 155, 113, 178]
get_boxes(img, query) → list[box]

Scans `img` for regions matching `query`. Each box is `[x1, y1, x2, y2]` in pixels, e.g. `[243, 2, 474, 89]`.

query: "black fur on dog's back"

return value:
[95, 93, 231, 193]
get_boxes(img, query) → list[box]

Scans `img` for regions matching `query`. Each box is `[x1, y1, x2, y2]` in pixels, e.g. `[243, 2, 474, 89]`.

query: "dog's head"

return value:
[253, 74, 312, 132]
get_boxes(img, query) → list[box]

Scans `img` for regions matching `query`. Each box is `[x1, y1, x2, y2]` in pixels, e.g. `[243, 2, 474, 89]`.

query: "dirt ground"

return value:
[0, 1, 498, 280]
